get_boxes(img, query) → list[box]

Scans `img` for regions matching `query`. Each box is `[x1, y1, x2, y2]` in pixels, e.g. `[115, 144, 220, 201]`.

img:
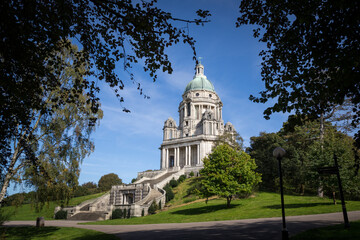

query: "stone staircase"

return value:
[67, 211, 107, 221]
[57, 169, 185, 220]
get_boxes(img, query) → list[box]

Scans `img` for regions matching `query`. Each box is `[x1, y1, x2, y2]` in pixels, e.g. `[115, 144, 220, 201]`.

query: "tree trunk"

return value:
[332, 191, 337, 205]
[0, 172, 13, 206]
[226, 196, 232, 208]
[318, 113, 324, 198]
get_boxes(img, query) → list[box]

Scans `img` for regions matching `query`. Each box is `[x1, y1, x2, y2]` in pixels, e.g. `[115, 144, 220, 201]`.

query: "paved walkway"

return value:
[3, 211, 360, 240]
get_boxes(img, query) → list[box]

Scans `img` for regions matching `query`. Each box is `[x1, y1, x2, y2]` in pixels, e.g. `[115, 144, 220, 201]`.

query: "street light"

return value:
[273, 147, 289, 240]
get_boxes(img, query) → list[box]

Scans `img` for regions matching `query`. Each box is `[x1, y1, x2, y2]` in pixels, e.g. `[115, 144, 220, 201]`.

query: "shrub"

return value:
[112, 209, 123, 219]
[127, 208, 131, 218]
[189, 171, 194, 177]
[163, 184, 174, 202]
[148, 201, 158, 215]
[54, 209, 67, 219]
[178, 175, 186, 183]
[141, 208, 145, 217]
[123, 209, 127, 219]
[169, 179, 178, 188]
[158, 200, 162, 209]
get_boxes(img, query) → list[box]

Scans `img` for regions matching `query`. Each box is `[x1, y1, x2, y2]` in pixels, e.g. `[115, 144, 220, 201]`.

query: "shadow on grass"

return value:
[0, 226, 59, 239]
[171, 203, 240, 215]
[264, 202, 333, 209]
[0, 227, 118, 240]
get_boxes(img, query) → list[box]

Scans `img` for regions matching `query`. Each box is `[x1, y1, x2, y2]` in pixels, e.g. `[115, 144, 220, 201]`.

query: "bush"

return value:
[112, 209, 123, 219]
[178, 175, 186, 183]
[141, 208, 145, 217]
[148, 201, 158, 215]
[189, 171, 194, 177]
[158, 200, 162, 209]
[123, 209, 127, 219]
[127, 208, 131, 218]
[163, 184, 174, 202]
[54, 209, 67, 219]
[169, 179, 178, 188]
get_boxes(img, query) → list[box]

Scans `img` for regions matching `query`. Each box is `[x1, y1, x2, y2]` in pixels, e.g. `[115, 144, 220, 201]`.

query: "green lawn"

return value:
[84, 191, 360, 225]
[291, 220, 360, 240]
[1, 192, 107, 221]
[0, 226, 119, 240]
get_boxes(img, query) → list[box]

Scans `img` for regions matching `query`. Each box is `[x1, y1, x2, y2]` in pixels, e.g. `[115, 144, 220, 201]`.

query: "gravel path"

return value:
[3, 211, 360, 240]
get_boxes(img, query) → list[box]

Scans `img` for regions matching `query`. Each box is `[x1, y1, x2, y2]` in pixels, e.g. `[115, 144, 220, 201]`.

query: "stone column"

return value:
[174, 148, 177, 167]
[185, 146, 188, 166]
[188, 145, 191, 166]
[177, 147, 180, 166]
[161, 148, 165, 169]
[165, 148, 169, 169]
[197, 144, 200, 165]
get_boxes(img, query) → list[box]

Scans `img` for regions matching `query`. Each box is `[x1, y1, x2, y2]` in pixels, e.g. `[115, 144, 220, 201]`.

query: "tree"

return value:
[248, 132, 286, 191]
[248, 120, 360, 198]
[214, 131, 244, 151]
[98, 173, 122, 191]
[237, 1, 360, 146]
[200, 144, 261, 207]
[0, 0, 210, 171]
[0, 43, 101, 206]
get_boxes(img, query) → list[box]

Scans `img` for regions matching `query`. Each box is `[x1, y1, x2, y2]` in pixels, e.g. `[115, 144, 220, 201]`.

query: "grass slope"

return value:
[85, 178, 360, 225]
[1, 192, 107, 221]
[291, 220, 360, 240]
[0, 226, 119, 240]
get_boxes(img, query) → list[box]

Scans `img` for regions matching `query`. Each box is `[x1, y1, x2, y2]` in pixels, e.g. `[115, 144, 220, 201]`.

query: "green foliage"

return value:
[54, 210, 67, 220]
[215, 131, 244, 151]
[178, 175, 186, 184]
[141, 208, 145, 217]
[248, 132, 285, 191]
[248, 120, 360, 199]
[0, 43, 103, 207]
[158, 200, 162, 209]
[73, 182, 99, 198]
[131, 178, 137, 183]
[98, 173, 122, 192]
[189, 171, 195, 177]
[148, 201, 158, 215]
[200, 144, 261, 207]
[123, 209, 127, 219]
[127, 208, 131, 219]
[169, 179, 178, 188]
[163, 184, 174, 202]
[237, 1, 360, 146]
[111, 209, 123, 220]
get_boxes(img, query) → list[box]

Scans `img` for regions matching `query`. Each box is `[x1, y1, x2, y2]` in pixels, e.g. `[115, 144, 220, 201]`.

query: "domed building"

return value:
[160, 62, 235, 174]
[60, 62, 236, 220]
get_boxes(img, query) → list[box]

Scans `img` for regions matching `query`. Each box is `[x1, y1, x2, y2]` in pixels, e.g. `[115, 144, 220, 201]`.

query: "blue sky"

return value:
[76, 0, 289, 185]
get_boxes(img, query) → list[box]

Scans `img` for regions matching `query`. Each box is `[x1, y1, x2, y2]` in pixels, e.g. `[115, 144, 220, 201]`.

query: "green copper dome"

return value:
[184, 75, 215, 93]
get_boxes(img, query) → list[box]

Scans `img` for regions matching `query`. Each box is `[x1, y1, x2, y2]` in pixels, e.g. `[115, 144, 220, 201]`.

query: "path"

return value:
[3, 211, 360, 240]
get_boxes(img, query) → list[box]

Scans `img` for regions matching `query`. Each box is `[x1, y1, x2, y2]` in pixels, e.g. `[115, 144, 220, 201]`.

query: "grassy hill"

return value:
[85, 177, 360, 225]
[1, 192, 107, 221]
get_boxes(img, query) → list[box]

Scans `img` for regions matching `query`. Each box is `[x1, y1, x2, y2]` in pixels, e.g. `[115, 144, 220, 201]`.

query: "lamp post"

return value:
[273, 147, 289, 240]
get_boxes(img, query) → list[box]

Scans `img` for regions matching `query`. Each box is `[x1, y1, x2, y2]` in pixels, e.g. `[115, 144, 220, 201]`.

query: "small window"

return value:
[185, 121, 188, 126]
[185, 133, 189, 137]
[187, 102, 191, 116]
[196, 93, 199, 96]
[209, 94, 212, 98]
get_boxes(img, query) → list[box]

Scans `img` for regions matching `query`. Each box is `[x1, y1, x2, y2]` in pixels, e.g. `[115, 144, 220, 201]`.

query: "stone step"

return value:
[68, 211, 106, 221]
